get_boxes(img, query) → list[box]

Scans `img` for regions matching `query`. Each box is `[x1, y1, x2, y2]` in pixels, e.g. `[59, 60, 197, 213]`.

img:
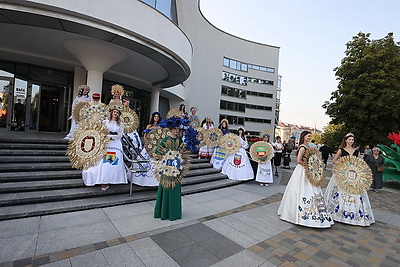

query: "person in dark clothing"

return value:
[319, 143, 332, 166]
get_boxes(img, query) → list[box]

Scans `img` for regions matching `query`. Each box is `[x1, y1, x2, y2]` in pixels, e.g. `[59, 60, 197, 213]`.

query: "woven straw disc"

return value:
[196, 127, 207, 147]
[304, 147, 326, 187]
[220, 133, 241, 155]
[121, 107, 139, 133]
[166, 109, 182, 118]
[205, 128, 223, 147]
[79, 102, 108, 123]
[144, 127, 171, 157]
[333, 155, 372, 194]
[72, 101, 89, 122]
[66, 120, 109, 170]
[190, 118, 201, 128]
[249, 141, 274, 163]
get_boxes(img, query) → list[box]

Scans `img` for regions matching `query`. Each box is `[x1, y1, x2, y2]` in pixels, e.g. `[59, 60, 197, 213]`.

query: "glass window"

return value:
[236, 61, 241, 70]
[156, 0, 173, 19]
[141, 0, 156, 5]
[223, 57, 229, 67]
[229, 60, 236, 69]
[241, 64, 248, 72]
[221, 86, 228, 95]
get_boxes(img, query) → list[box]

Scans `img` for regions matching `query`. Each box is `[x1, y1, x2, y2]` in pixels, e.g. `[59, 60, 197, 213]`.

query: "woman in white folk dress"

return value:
[278, 130, 333, 228]
[221, 127, 254, 181]
[255, 133, 274, 186]
[324, 133, 375, 226]
[82, 106, 128, 190]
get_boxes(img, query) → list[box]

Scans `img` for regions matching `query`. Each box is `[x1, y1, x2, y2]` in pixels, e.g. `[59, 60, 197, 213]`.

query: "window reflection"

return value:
[223, 57, 275, 73]
[139, 0, 178, 24]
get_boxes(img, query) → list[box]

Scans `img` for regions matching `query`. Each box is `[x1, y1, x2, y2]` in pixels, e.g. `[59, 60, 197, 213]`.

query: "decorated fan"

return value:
[121, 107, 139, 133]
[72, 101, 89, 122]
[151, 138, 190, 188]
[333, 155, 372, 194]
[250, 141, 274, 163]
[303, 147, 326, 187]
[79, 102, 108, 123]
[196, 127, 207, 147]
[144, 127, 171, 157]
[66, 120, 109, 170]
[204, 128, 223, 147]
[190, 118, 201, 128]
[166, 109, 182, 119]
[220, 133, 241, 155]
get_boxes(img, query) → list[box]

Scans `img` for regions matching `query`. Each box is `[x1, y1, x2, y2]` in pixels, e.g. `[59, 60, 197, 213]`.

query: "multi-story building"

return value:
[0, 0, 280, 135]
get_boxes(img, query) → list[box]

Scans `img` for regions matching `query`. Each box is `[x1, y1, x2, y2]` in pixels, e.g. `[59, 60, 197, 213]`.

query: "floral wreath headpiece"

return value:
[220, 118, 229, 125]
[111, 84, 124, 96]
[108, 104, 123, 113]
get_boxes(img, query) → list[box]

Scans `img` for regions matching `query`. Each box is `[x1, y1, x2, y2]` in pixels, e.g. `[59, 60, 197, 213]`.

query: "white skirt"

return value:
[255, 161, 273, 183]
[278, 164, 333, 228]
[82, 139, 128, 186]
[221, 148, 254, 181]
[324, 175, 375, 226]
[127, 149, 159, 187]
[210, 146, 227, 170]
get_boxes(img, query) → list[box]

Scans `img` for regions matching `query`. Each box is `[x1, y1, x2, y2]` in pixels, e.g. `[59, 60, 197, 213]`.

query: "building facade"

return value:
[0, 0, 280, 135]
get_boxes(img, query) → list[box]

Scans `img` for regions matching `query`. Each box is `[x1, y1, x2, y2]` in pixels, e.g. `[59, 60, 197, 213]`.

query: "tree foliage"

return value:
[323, 32, 400, 147]
[321, 123, 347, 151]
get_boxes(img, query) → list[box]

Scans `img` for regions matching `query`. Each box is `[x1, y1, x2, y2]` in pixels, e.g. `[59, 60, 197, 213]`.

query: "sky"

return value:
[200, 0, 400, 131]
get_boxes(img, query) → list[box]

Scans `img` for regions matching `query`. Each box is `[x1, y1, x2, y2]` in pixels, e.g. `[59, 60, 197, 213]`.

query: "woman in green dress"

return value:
[153, 116, 190, 221]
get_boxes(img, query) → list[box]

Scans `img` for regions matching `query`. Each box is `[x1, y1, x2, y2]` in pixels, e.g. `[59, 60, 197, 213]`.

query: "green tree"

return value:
[323, 32, 400, 147]
[321, 123, 347, 151]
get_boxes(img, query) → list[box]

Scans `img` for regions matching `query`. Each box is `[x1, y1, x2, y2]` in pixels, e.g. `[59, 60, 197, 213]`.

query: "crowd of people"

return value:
[65, 86, 384, 224]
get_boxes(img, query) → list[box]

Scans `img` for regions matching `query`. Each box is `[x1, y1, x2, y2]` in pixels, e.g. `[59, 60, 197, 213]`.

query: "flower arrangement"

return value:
[377, 131, 400, 182]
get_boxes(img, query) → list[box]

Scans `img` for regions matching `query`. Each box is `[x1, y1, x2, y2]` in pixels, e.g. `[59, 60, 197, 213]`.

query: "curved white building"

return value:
[0, 0, 279, 135]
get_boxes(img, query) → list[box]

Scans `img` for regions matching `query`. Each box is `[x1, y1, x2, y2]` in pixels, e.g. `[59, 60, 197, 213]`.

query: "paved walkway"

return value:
[1, 159, 400, 267]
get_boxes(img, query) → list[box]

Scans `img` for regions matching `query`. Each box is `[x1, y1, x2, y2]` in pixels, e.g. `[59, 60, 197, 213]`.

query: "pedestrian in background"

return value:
[364, 147, 384, 192]
[272, 136, 283, 176]
[319, 143, 332, 167]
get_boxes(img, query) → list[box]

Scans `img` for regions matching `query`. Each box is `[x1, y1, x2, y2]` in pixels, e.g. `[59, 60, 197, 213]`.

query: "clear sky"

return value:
[200, 0, 400, 131]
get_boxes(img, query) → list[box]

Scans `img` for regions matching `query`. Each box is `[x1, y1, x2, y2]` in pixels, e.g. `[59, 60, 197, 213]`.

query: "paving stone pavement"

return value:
[1, 158, 400, 267]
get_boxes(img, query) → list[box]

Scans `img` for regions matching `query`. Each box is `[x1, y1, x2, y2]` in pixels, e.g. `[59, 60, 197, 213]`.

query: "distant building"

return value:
[275, 122, 322, 142]
[0, 0, 280, 135]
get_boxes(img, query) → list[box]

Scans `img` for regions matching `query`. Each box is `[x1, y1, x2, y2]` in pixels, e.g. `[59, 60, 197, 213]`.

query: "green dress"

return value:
[154, 136, 184, 221]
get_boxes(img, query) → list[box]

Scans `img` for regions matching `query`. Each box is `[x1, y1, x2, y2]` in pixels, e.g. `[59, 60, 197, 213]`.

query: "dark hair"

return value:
[297, 131, 312, 155]
[339, 134, 354, 149]
[149, 112, 161, 126]
[237, 127, 245, 140]
[219, 121, 229, 131]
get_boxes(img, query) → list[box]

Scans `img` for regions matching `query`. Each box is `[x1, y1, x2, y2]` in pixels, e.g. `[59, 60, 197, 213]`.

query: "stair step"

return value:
[0, 179, 84, 193]
[0, 178, 242, 221]
[0, 172, 228, 193]
[0, 170, 82, 182]
[0, 143, 67, 150]
[0, 137, 67, 144]
[0, 150, 67, 156]
[0, 156, 69, 163]
[0, 162, 72, 172]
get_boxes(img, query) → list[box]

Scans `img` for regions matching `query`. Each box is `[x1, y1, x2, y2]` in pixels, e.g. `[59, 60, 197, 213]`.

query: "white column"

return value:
[72, 66, 86, 99]
[150, 88, 160, 113]
[86, 70, 104, 95]
[63, 38, 128, 100]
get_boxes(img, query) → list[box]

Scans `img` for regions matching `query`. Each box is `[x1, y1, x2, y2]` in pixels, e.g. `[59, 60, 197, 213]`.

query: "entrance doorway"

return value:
[39, 84, 66, 132]
[0, 77, 13, 130]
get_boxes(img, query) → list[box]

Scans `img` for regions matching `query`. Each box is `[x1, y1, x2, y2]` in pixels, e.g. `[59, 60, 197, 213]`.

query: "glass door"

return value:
[11, 78, 28, 131]
[0, 77, 13, 130]
[26, 83, 40, 131]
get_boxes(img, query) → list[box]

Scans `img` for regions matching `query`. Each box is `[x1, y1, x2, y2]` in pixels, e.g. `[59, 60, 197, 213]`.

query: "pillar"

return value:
[72, 66, 87, 99]
[150, 88, 160, 113]
[63, 38, 128, 100]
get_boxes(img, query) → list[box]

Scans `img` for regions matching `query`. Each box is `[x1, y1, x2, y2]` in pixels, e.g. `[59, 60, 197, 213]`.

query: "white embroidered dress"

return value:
[221, 137, 254, 181]
[82, 120, 127, 186]
[278, 145, 333, 228]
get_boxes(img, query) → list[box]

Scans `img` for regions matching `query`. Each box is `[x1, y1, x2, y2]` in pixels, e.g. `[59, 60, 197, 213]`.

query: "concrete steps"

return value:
[0, 136, 240, 220]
